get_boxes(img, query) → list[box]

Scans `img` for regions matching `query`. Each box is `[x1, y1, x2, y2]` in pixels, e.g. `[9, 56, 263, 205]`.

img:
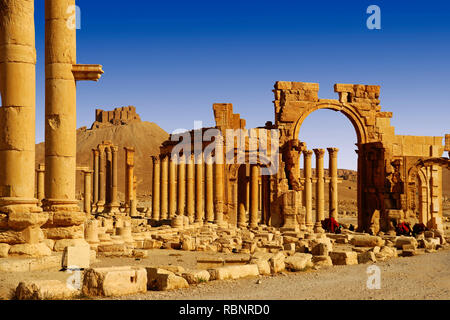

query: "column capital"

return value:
[92, 149, 99, 156]
[313, 148, 325, 158]
[327, 147, 339, 156]
[111, 145, 119, 153]
[303, 149, 313, 157]
[151, 155, 160, 164]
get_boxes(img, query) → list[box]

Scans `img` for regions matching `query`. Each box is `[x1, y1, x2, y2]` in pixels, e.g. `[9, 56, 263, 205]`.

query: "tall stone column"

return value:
[177, 154, 186, 216]
[303, 150, 313, 230]
[151, 156, 160, 220]
[97, 146, 106, 212]
[186, 154, 195, 223]
[249, 165, 259, 229]
[107, 146, 119, 213]
[83, 170, 93, 215]
[213, 142, 224, 226]
[43, 0, 81, 220]
[0, 0, 46, 239]
[168, 154, 177, 219]
[194, 152, 204, 223]
[313, 149, 325, 233]
[92, 149, 99, 210]
[36, 165, 46, 203]
[205, 156, 214, 223]
[124, 147, 135, 210]
[327, 148, 339, 219]
[160, 155, 169, 220]
[105, 147, 112, 206]
[43, 0, 102, 245]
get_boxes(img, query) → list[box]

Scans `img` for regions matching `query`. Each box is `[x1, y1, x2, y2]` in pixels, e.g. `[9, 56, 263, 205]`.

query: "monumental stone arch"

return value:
[273, 81, 448, 233]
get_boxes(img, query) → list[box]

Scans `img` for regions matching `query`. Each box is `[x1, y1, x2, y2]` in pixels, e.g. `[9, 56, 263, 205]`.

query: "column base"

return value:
[42, 199, 87, 241]
[313, 223, 324, 233]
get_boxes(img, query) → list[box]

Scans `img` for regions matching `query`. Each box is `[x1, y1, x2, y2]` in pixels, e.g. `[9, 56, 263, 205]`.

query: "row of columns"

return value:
[92, 142, 119, 214]
[302, 148, 339, 232]
[151, 151, 230, 226]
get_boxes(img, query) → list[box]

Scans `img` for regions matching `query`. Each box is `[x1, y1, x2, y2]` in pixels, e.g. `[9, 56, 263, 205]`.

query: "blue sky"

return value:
[32, 0, 450, 169]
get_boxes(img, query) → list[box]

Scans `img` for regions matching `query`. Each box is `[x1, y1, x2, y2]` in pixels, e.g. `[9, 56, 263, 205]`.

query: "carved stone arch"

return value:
[292, 101, 368, 145]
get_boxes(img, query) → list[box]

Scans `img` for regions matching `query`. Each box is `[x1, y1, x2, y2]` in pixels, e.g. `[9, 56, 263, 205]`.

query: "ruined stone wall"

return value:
[92, 106, 141, 128]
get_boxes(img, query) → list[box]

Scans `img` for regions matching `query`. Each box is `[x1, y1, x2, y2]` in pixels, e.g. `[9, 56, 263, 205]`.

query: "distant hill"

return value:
[36, 117, 169, 201]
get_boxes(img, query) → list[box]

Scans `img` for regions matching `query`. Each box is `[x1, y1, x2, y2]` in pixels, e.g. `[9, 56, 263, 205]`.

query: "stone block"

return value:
[350, 235, 384, 247]
[311, 243, 330, 256]
[269, 252, 286, 273]
[395, 236, 418, 249]
[249, 258, 271, 275]
[15, 280, 78, 300]
[146, 267, 188, 291]
[208, 264, 259, 281]
[54, 239, 89, 252]
[0, 243, 10, 258]
[357, 251, 377, 264]
[329, 251, 358, 265]
[62, 244, 91, 269]
[9, 243, 51, 257]
[83, 266, 147, 297]
[182, 270, 211, 284]
[284, 253, 313, 271]
[312, 255, 333, 267]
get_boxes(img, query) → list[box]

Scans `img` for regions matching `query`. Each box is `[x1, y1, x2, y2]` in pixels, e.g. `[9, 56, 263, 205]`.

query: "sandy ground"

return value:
[1, 248, 448, 300]
[112, 249, 450, 300]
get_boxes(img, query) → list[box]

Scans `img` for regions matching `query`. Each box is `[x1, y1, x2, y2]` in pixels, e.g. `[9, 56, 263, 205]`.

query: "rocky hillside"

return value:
[36, 108, 169, 201]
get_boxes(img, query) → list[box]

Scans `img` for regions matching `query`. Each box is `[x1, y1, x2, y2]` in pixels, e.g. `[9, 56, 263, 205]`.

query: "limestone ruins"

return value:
[0, 0, 449, 300]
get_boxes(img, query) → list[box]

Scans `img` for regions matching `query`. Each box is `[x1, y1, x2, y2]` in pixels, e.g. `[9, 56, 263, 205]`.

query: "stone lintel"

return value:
[72, 64, 104, 81]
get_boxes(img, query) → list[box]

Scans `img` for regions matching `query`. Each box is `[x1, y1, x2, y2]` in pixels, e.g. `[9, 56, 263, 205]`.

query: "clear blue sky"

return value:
[33, 0, 450, 169]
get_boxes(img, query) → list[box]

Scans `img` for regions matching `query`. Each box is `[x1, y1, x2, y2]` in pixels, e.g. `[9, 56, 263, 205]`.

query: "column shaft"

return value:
[152, 156, 161, 220]
[177, 154, 186, 216]
[83, 171, 92, 215]
[110, 146, 119, 209]
[92, 149, 99, 206]
[160, 155, 169, 219]
[313, 149, 325, 233]
[0, 0, 40, 212]
[98, 147, 106, 211]
[37, 166, 45, 202]
[213, 157, 224, 225]
[168, 155, 177, 219]
[186, 154, 195, 222]
[303, 150, 313, 230]
[249, 165, 259, 228]
[195, 153, 204, 223]
[205, 160, 214, 222]
[328, 148, 339, 219]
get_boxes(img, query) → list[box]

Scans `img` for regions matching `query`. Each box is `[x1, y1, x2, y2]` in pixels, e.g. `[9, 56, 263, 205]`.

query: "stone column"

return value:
[97, 146, 106, 212]
[313, 149, 325, 233]
[0, 0, 45, 231]
[124, 147, 135, 209]
[108, 146, 119, 212]
[105, 147, 112, 206]
[151, 156, 160, 220]
[160, 155, 169, 220]
[92, 149, 99, 210]
[303, 150, 313, 230]
[168, 154, 177, 219]
[213, 143, 224, 226]
[327, 148, 339, 219]
[194, 152, 204, 223]
[205, 156, 214, 223]
[186, 154, 195, 223]
[83, 170, 93, 215]
[36, 165, 46, 203]
[249, 165, 259, 229]
[177, 154, 186, 216]
[43, 0, 82, 220]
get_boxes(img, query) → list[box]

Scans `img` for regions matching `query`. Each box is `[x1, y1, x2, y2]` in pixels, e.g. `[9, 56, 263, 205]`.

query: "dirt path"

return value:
[111, 249, 450, 300]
